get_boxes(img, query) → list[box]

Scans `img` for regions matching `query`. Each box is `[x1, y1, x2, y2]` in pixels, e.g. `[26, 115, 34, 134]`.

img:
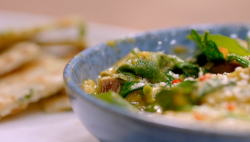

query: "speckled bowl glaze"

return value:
[64, 24, 250, 142]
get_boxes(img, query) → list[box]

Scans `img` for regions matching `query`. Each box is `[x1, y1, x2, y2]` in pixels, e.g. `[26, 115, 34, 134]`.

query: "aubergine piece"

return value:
[98, 77, 121, 93]
[209, 62, 240, 74]
[209, 54, 250, 74]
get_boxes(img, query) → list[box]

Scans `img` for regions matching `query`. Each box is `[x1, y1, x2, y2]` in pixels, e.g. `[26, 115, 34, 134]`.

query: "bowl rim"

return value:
[63, 23, 250, 138]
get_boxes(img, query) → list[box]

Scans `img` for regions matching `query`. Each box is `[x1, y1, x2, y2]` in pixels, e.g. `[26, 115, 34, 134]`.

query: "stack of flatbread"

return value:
[0, 17, 86, 118]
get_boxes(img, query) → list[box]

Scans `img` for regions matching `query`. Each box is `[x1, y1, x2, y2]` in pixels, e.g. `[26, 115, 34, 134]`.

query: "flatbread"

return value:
[0, 16, 86, 50]
[0, 55, 67, 118]
[0, 42, 40, 76]
[40, 89, 72, 113]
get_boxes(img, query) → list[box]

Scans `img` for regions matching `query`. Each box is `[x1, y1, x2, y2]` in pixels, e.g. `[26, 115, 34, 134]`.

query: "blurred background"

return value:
[1, 0, 250, 30]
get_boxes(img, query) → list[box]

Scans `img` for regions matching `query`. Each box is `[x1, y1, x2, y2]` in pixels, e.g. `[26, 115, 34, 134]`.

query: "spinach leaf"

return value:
[95, 91, 137, 111]
[117, 72, 139, 82]
[120, 81, 145, 98]
[169, 55, 202, 77]
[118, 51, 203, 83]
[228, 54, 250, 67]
[118, 58, 167, 83]
[155, 81, 196, 110]
[155, 78, 235, 111]
[118, 52, 169, 83]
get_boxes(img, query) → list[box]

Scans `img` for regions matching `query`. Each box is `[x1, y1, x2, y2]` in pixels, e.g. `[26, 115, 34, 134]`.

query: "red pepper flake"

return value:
[194, 112, 206, 120]
[171, 79, 182, 84]
[199, 73, 211, 81]
[227, 102, 235, 111]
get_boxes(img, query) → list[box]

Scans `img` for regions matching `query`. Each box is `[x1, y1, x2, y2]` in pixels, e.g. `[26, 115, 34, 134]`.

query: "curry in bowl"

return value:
[81, 29, 250, 124]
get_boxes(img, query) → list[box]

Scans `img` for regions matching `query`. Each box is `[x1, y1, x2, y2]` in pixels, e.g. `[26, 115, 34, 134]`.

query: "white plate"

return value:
[0, 11, 138, 142]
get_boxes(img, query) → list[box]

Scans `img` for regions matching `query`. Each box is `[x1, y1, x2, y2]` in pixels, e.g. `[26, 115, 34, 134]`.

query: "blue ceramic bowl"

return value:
[64, 24, 250, 142]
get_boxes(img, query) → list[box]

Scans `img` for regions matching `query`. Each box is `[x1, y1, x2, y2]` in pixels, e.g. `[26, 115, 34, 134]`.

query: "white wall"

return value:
[0, 0, 249, 30]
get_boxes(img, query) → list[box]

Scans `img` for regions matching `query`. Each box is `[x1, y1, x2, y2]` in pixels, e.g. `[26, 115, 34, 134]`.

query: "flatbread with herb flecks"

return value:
[0, 55, 67, 118]
[0, 42, 40, 76]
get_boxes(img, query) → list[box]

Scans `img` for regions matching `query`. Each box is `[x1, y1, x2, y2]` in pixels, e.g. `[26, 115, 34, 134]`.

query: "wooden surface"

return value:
[0, 0, 250, 30]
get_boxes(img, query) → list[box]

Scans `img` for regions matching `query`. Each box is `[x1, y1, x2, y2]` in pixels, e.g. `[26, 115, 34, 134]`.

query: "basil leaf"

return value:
[203, 31, 226, 62]
[190, 29, 203, 48]
[190, 29, 225, 63]
[207, 34, 250, 56]
[189, 30, 250, 56]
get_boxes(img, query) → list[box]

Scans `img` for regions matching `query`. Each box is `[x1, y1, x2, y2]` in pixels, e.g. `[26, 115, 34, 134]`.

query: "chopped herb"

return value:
[190, 29, 225, 63]
[189, 30, 250, 56]
[19, 89, 34, 102]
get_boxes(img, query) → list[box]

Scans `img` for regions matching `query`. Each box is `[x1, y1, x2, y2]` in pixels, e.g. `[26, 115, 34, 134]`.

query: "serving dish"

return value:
[64, 24, 250, 142]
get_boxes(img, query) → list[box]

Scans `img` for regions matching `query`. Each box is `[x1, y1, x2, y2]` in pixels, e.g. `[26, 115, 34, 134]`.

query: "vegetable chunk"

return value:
[98, 77, 121, 93]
